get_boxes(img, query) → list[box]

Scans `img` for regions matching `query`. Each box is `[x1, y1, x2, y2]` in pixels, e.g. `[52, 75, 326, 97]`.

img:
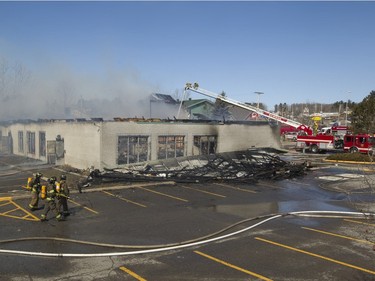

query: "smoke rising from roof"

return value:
[0, 58, 181, 121]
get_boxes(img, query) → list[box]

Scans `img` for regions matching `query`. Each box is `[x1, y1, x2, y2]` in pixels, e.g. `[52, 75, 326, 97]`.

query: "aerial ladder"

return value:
[184, 82, 313, 136]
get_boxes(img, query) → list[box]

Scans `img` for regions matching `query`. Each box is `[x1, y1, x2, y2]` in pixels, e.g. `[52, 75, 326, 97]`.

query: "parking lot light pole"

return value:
[254, 92, 264, 121]
[254, 92, 264, 109]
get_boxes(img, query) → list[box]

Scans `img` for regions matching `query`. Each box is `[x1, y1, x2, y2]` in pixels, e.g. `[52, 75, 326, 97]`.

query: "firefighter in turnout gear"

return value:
[57, 174, 70, 216]
[28, 172, 43, 210]
[40, 177, 63, 222]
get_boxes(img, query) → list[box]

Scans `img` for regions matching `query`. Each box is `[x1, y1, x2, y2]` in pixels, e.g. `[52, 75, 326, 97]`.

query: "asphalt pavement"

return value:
[0, 152, 374, 281]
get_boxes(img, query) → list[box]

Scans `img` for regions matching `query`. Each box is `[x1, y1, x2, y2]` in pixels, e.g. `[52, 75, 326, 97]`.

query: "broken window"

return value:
[193, 135, 217, 155]
[118, 136, 149, 165]
[39, 131, 46, 157]
[26, 131, 35, 154]
[158, 136, 185, 159]
[18, 131, 24, 153]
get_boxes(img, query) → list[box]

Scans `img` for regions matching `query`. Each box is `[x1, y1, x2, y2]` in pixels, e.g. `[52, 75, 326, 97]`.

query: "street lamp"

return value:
[254, 92, 264, 109]
[345, 91, 351, 126]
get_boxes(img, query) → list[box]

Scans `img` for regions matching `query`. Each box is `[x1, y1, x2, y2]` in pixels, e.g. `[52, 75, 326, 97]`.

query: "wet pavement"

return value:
[0, 152, 374, 281]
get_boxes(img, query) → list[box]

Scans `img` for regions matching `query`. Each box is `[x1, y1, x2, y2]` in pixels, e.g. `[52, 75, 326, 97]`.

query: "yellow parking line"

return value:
[255, 237, 375, 275]
[214, 183, 257, 193]
[137, 186, 188, 202]
[0, 201, 12, 207]
[102, 191, 147, 208]
[0, 197, 12, 201]
[10, 199, 39, 221]
[344, 219, 375, 227]
[302, 227, 374, 245]
[2, 208, 19, 215]
[119, 266, 147, 281]
[68, 199, 99, 214]
[0, 213, 38, 221]
[180, 185, 226, 198]
[194, 250, 273, 281]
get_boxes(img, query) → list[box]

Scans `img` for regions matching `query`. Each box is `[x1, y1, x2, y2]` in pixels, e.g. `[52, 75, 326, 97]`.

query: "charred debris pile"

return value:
[91, 149, 309, 185]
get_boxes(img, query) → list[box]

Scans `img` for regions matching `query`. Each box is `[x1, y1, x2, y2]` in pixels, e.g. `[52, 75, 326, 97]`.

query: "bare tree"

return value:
[57, 80, 76, 117]
[0, 58, 10, 100]
[0, 58, 30, 101]
[0, 58, 31, 120]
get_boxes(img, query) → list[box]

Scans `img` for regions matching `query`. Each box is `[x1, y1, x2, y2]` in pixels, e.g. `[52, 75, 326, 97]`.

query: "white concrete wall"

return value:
[57, 122, 102, 169]
[217, 123, 279, 152]
[100, 121, 220, 169]
[101, 121, 279, 169]
[3, 121, 101, 169]
[4, 122, 47, 159]
[1, 120, 279, 170]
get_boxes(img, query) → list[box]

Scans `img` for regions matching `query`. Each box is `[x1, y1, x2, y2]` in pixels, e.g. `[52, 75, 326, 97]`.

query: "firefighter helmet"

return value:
[35, 172, 43, 178]
[48, 177, 56, 184]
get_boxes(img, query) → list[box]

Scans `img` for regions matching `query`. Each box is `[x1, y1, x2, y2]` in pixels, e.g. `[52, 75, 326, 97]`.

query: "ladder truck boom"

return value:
[184, 83, 313, 135]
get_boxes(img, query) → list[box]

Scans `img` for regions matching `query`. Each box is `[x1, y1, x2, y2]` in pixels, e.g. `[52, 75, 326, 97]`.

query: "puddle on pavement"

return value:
[201, 202, 279, 218]
[199, 200, 352, 219]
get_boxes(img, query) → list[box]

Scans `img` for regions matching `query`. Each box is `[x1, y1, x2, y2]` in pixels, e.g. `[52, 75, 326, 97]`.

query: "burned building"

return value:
[0, 118, 280, 170]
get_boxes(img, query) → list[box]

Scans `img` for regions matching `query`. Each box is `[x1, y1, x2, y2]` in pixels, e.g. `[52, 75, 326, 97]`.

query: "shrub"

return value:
[326, 152, 373, 162]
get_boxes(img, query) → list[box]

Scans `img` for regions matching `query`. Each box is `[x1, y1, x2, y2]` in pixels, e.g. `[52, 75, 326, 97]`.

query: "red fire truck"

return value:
[295, 134, 344, 153]
[295, 125, 351, 153]
[343, 134, 375, 154]
[184, 83, 348, 153]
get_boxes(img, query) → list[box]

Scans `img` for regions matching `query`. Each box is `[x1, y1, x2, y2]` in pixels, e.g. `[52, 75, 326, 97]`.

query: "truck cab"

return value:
[343, 134, 375, 153]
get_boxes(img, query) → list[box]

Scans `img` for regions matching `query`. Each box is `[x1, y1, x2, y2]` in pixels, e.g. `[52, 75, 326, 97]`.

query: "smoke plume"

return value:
[0, 58, 180, 121]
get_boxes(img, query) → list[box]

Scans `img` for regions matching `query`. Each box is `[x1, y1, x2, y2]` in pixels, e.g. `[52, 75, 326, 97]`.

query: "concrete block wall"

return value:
[217, 123, 280, 152]
[3, 121, 102, 170]
[57, 122, 102, 169]
[101, 121, 220, 169]
[1, 120, 280, 170]
[100, 121, 279, 170]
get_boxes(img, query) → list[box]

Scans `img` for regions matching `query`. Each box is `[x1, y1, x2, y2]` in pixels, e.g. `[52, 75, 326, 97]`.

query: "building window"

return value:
[26, 131, 35, 154]
[193, 135, 217, 155]
[158, 136, 185, 159]
[18, 131, 24, 153]
[118, 136, 149, 165]
[39, 132, 46, 157]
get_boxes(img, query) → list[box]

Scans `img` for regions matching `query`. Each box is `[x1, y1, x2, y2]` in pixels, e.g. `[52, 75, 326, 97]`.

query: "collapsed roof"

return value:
[91, 148, 308, 184]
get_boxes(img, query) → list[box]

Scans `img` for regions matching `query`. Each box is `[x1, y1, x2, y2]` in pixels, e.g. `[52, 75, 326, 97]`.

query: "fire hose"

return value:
[0, 210, 373, 257]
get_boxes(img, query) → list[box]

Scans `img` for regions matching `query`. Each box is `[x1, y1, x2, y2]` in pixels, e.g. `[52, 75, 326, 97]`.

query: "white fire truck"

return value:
[184, 82, 348, 153]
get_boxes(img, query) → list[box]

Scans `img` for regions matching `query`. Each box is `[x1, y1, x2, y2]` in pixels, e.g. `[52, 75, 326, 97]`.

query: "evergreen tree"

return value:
[351, 91, 375, 134]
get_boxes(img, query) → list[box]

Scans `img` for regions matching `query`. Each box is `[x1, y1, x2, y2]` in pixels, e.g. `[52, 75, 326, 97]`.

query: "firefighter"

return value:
[28, 172, 43, 211]
[57, 174, 70, 216]
[40, 177, 63, 222]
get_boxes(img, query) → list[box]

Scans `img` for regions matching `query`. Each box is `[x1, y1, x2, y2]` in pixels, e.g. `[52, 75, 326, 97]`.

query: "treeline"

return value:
[273, 101, 356, 117]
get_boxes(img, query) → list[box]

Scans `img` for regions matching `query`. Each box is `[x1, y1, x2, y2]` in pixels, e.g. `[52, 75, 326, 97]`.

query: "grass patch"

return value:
[326, 152, 374, 162]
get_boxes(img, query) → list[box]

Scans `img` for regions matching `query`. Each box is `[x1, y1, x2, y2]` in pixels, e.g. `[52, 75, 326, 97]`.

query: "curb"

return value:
[324, 159, 375, 165]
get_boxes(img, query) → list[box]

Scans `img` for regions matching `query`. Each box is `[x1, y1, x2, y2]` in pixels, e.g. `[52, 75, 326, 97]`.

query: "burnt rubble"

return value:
[91, 149, 309, 185]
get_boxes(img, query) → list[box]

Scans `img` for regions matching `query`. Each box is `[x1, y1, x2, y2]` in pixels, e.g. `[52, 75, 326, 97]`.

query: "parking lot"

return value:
[0, 153, 374, 280]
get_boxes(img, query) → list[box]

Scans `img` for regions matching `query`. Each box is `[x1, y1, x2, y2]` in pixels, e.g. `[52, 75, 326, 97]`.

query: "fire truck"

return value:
[184, 82, 347, 153]
[343, 134, 375, 154]
[296, 125, 351, 153]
